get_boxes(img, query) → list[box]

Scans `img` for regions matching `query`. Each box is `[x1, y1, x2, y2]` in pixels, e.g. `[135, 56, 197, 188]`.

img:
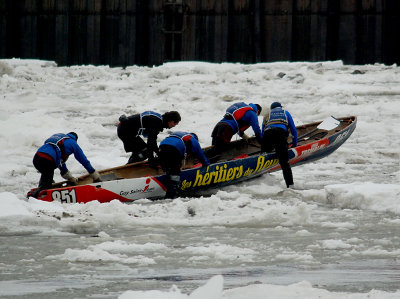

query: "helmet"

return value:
[270, 102, 282, 109]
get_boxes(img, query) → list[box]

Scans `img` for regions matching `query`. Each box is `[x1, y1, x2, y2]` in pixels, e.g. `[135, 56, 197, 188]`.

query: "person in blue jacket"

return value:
[117, 111, 181, 165]
[261, 102, 298, 188]
[31, 132, 101, 197]
[208, 102, 262, 162]
[159, 131, 210, 199]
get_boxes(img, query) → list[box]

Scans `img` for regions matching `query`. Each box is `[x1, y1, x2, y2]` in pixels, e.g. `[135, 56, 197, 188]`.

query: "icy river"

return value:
[0, 59, 399, 298]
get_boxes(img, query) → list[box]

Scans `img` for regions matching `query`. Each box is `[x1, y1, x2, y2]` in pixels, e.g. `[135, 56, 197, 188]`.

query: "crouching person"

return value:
[208, 102, 262, 162]
[117, 111, 181, 165]
[159, 131, 210, 199]
[31, 132, 101, 198]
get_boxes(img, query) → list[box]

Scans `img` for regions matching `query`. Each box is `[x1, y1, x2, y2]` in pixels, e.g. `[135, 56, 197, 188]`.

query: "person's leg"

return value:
[118, 126, 147, 163]
[208, 123, 232, 162]
[32, 154, 56, 197]
[207, 138, 225, 163]
[127, 137, 148, 164]
[117, 126, 134, 152]
[164, 174, 181, 199]
[274, 130, 293, 187]
[159, 145, 182, 199]
[261, 129, 274, 153]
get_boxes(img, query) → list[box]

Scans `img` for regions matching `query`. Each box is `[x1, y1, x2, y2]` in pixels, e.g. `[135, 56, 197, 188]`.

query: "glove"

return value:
[61, 171, 78, 185]
[242, 134, 250, 142]
[90, 170, 102, 182]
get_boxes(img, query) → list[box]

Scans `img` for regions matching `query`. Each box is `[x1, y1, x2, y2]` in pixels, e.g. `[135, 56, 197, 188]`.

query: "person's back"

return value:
[118, 112, 163, 137]
[208, 102, 262, 162]
[159, 131, 209, 199]
[160, 131, 209, 167]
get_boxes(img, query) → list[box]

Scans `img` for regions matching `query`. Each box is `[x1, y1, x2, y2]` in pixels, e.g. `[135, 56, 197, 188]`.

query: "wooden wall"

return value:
[1, 0, 399, 66]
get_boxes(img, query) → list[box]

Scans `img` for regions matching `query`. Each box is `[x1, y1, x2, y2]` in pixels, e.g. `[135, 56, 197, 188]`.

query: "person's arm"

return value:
[65, 139, 96, 174]
[70, 141, 101, 181]
[191, 140, 210, 167]
[248, 112, 262, 142]
[59, 163, 68, 175]
[286, 111, 298, 147]
[58, 161, 78, 184]
[145, 116, 164, 158]
[146, 129, 160, 158]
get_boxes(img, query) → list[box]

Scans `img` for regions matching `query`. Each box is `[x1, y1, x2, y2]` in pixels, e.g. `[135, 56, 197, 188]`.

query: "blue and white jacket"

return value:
[160, 131, 210, 166]
[220, 102, 262, 142]
[36, 133, 95, 174]
[262, 107, 298, 147]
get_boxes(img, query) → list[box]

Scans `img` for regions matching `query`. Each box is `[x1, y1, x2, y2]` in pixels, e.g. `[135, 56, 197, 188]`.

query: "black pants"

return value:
[207, 122, 233, 162]
[261, 127, 293, 187]
[117, 126, 148, 163]
[159, 144, 183, 199]
[32, 154, 56, 190]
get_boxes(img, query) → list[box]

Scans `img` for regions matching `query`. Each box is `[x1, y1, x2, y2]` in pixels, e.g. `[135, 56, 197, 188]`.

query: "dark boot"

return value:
[27, 188, 41, 199]
[281, 162, 293, 188]
[164, 175, 180, 199]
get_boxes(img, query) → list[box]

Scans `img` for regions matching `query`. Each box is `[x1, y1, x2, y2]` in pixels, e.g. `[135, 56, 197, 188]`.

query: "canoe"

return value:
[27, 116, 357, 203]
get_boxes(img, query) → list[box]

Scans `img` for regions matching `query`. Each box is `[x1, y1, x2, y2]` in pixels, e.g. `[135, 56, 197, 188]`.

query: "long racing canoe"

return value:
[27, 116, 357, 203]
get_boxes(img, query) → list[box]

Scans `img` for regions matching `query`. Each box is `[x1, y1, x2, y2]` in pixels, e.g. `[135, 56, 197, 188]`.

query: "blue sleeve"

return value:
[191, 140, 210, 167]
[245, 112, 262, 142]
[286, 111, 298, 147]
[64, 139, 95, 174]
[59, 163, 68, 174]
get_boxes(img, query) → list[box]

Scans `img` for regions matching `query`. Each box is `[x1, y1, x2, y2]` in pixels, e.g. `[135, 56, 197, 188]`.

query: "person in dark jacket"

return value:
[159, 131, 210, 199]
[261, 102, 298, 188]
[31, 132, 101, 197]
[117, 111, 181, 165]
[208, 102, 262, 162]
